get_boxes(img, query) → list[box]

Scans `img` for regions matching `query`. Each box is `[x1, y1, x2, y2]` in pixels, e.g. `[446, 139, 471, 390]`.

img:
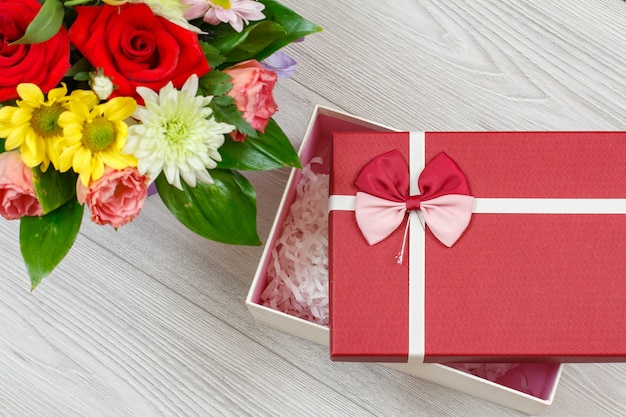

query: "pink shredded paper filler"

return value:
[446, 363, 520, 382]
[261, 158, 330, 325]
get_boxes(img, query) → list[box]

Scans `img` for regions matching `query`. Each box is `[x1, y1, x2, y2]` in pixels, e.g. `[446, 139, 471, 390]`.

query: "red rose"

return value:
[0, 0, 70, 102]
[69, 4, 210, 101]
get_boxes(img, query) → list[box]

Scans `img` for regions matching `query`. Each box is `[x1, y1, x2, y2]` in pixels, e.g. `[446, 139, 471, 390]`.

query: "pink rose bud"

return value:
[223, 59, 278, 142]
[77, 167, 148, 228]
[0, 151, 43, 220]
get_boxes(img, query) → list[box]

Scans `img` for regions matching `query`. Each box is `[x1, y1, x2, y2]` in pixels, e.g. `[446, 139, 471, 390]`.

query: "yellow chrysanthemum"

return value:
[56, 96, 138, 186]
[0, 83, 71, 171]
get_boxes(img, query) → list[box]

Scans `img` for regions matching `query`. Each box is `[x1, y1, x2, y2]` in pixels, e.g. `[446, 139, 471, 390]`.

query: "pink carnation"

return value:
[223, 59, 278, 142]
[77, 167, 148, 228]
[0, 151, 42, 220]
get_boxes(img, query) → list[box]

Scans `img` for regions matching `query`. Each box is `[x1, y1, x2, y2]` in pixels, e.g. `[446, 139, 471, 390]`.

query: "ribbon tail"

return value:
[421, 195, 474, 247]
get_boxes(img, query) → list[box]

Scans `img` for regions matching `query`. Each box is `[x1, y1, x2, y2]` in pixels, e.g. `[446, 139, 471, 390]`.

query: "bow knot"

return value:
[354, 150, 473, 247]
[405, 195, 422, 211]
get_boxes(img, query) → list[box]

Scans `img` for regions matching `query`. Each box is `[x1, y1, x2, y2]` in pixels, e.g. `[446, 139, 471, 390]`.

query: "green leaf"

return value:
[198, 71, 233, 96]
[32, 166, 78, 214]
[206, 1, 322, 64]
[210, 20, 285, 65]
[10, 0, 65, 45]
[20, 199, 84, 290]
[253, 0, 323, 61]
[156, 169, 261, 245]
[73, 72, 91, 82]
[225, 21, 286, 63]
[65, 57, 92, 79]
[216, 118, 301, 171]
[209, 95, 257, 139]
[200, 41, 227, 69]
[0, 139, 5, 154]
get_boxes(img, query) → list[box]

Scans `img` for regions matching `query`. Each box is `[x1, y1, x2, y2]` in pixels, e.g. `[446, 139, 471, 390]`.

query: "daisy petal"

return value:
[17, 84, 44, 104]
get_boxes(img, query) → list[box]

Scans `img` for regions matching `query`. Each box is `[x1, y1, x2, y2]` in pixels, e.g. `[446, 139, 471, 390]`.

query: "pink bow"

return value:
[354, 150, 473, 247]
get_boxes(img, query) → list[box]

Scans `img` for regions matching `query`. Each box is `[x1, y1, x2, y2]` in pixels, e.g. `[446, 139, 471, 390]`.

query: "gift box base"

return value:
[246, 106, 562, 414]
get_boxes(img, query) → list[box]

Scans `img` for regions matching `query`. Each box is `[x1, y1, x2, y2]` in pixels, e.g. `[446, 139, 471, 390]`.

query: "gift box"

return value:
[329, 130, 626, 363]
[246, 106, 562, 414]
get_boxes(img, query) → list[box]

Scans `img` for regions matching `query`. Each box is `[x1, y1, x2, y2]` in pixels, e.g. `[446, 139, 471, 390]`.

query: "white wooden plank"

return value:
[0, 220, 373, 417]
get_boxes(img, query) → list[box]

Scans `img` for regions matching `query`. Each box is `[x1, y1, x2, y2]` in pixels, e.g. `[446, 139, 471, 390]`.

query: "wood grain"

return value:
[1, 1, 625, 416]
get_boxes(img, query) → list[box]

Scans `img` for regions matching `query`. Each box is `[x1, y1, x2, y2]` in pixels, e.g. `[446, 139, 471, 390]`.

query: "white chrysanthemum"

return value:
[132, 0, 203, 33]
[124, 74, 235, 190]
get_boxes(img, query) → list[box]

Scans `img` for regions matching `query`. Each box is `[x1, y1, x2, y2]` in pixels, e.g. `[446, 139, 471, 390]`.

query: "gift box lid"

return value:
[329, 130, 626, 363]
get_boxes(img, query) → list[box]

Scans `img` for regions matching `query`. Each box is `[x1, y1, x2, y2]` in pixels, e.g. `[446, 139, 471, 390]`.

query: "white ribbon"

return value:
[329, 197, 626, 214]
[407, 132, 425, 364]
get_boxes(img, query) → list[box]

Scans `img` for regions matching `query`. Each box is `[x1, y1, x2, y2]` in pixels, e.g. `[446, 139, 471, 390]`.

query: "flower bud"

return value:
[89, 69, 115, 101]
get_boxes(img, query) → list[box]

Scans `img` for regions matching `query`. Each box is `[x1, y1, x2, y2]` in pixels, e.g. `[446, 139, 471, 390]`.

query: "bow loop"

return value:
[419, 152, 472, 200]
[354, 150, 408, 203]
[354, 150, 473, 247]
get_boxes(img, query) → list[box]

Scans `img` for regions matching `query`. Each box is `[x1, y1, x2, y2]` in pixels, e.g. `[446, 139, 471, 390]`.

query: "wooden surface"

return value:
[1, 1, 625, 415]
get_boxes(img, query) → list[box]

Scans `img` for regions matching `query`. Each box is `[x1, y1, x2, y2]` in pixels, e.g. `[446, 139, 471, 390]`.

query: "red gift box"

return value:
[329, 130, 626, 363]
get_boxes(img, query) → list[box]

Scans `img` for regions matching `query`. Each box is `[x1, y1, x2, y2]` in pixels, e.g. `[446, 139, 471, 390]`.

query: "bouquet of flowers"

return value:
[0, 0, 321, 289]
